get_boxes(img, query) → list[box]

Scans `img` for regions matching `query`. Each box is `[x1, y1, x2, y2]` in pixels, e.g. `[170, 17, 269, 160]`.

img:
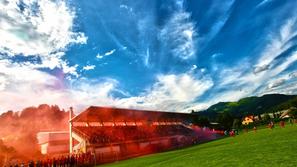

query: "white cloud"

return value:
[256, 0, 273, 8]
[0, 57, 213, 113]
[253, 64, 270, 74]
[265, 69, 297, 91]
[68, 79, 118, 111]
[0, 0, 87, 56]
[83, 65, 95, 71]
[105, 49, 116, 56]
[0, 60, 63, 111]
[96, 49, 116, 59]
[188, 19, 297, 112]
[0, 0, 87, 75]
[61, 62, 79, 77]
[267, 78, 286, 89]
[144, 48, 150, 67]
[1, 2, 297, 114]
[224, 19, 297, 93]
[96, 54, 104, 59]
[150, 74, 212, 102]
[159, 1, 197, 60]
[119, 4, 133, 13]
[206, 51, 297, 110]
[267, 82, 297, 95]
[190, 65, 197, 72]
[0, 59, 116, 113]
[204, 1, 234, 43]
[289, 71, 297, 78]
[116, 73, 213, 112]
[0, 73, 7, 91]
[256, 19, 297, 69]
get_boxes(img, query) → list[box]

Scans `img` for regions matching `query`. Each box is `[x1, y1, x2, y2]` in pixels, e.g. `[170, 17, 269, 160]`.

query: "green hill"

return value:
[198, 94, 297, 119]
[100, 124, 297, 167]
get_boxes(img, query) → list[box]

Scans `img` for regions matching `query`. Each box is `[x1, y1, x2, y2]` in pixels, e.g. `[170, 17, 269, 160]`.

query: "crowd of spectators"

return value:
[4, 152, 95, 167]
[75, 125, 197, 145]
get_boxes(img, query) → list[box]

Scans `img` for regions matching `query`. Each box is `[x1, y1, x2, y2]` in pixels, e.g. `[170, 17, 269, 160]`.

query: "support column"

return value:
[69, 107, 73, 154]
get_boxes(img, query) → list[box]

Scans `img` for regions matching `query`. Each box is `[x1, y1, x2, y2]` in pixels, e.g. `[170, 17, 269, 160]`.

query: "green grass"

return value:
[99, 125, 297, 167]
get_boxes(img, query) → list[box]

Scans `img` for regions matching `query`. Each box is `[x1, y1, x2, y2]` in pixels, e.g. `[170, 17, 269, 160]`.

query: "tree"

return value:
[263, 113, 271, 123]
[257, 114, 262, 121]
[217, 112, 234, 130]
[232, 119, 241, 129]
[193, 115, 210, 127]
[290, 108, 297, 119]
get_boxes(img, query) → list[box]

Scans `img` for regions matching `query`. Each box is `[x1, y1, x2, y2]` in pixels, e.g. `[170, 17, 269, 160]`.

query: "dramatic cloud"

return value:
[0, 59, 213, 113]
[0, 0, 87, 73]
[1, 0, 297, 114]
[159, 1, 197, 60]
[265, 70, 297, 92]
[188, 18, 297, 111]
[0, 59, 63, 111]
[256, 19, 297, 69]
[0, 59, 115, 112]
[0, 0, 91, 112]
[116, 73, 213, 112]
[0, 0, 87, 56]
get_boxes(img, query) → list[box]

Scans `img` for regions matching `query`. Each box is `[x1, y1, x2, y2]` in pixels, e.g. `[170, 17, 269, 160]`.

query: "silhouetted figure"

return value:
[53, 158, 57, 167]
[28, 161, 34, 167]
[70, 155, 75, 167]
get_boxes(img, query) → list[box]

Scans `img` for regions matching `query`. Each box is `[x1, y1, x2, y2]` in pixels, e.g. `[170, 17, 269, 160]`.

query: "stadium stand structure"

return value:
[69, 106, 199, 164]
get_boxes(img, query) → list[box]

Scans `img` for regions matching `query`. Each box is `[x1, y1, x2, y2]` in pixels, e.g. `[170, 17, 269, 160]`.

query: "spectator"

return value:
[229, 130, 235, 137]
[268, 121, 274, 129]
[28, 160, 34, 167]
[289, 118, 293, 125]
[224, 130, 229, 136]
[280, 121, 285, 128]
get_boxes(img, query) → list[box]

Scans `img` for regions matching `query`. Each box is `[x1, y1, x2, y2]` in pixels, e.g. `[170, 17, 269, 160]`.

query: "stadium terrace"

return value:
[37, 106, 219, 165]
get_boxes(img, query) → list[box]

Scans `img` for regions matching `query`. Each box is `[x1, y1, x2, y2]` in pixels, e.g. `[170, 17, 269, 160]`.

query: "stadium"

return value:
[69, 106, 200, 164]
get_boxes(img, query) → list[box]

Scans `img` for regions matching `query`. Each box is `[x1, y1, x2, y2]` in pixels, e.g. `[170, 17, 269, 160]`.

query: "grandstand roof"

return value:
[70, 106, 193, 123]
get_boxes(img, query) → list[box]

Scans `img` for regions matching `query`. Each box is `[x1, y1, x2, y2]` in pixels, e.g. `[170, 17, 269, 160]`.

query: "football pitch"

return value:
[100, 124, 297, 167]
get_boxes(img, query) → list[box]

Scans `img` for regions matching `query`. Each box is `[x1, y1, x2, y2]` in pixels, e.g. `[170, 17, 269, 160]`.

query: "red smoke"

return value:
[0, 104, 69, 165]
[0, 105, 222, 166]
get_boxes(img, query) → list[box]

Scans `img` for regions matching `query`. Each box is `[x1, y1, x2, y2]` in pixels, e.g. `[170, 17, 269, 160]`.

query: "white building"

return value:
[37, 131, 69, 155]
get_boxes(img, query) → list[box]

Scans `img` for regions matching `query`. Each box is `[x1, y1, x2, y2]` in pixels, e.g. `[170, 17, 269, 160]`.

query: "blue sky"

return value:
[1, 0, 297, 113]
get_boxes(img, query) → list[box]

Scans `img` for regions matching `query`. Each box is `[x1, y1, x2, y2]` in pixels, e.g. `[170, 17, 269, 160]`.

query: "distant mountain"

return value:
[197, 94, 297, 119]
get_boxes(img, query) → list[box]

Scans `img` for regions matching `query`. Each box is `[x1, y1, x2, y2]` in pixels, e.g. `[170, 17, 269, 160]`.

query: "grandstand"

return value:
[69, 106, 199, 164]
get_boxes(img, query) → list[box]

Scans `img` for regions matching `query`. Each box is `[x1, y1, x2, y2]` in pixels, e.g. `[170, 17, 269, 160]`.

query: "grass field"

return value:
[100, 125, 297, 167]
